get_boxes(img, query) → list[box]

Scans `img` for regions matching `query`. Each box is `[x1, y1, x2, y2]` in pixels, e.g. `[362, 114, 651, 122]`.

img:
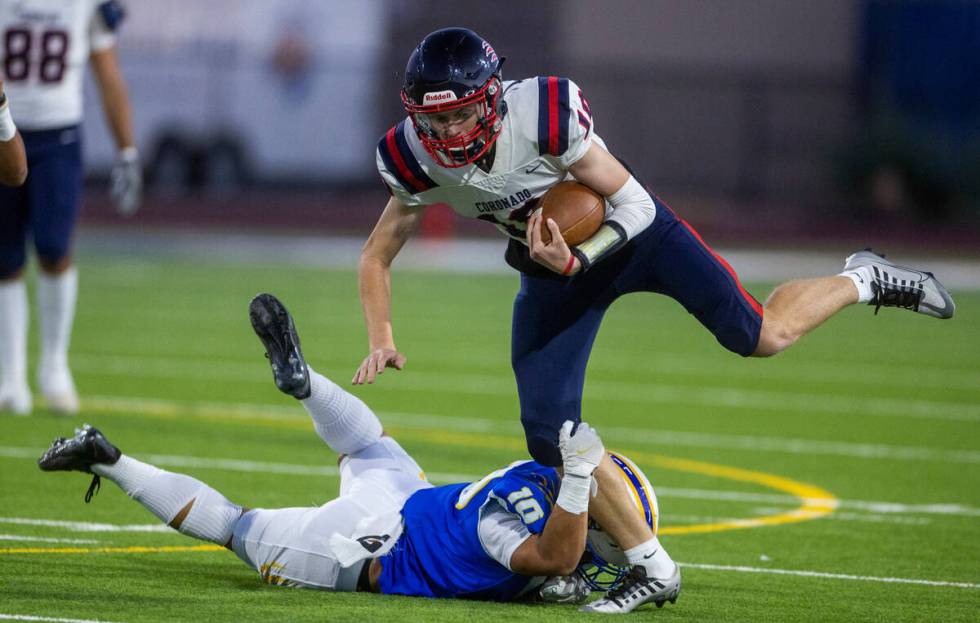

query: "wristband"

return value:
[0, 98, 16, 142]
[571, 222, 627, 272]
[118, 146, 139, 162]
[562, 255, 577, 276]
[556, 473, 593, 515]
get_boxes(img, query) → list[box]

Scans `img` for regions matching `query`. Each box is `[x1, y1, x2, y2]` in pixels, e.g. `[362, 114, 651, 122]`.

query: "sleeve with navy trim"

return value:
[375, 119, 437, 208]
[535, 77, 594, 168]
[89, 0, 120, 51]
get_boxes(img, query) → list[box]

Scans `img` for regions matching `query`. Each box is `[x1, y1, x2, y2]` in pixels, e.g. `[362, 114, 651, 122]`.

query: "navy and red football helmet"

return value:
[401, 27, 505, 167]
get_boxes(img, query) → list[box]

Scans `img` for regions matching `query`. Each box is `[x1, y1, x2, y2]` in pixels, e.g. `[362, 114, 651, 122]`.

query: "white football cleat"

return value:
[0, 383, 32, 416]
[844, 249, 955, 319]
[38, 366, 79, 416]
[579, 564, 681, 614]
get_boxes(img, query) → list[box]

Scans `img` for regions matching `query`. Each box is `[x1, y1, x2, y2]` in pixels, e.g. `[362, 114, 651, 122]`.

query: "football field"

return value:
[1, 250, 978, 622]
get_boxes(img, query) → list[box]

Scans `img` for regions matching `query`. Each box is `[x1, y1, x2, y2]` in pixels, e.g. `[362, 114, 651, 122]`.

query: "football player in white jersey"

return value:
[0, 78, 28, 185]
[354, 27, 956, 612]
[38, 293, 679, 609]
[0, 0, 141, 416]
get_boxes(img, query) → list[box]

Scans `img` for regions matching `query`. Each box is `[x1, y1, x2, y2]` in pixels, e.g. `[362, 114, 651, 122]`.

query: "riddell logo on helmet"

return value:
[481, 41, 498, 63]
[423, 90, 457, 104]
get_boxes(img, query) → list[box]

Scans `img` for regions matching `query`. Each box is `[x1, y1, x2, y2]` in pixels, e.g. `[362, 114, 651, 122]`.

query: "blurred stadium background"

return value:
[75, 0, 980, 250]
[3, 2, 979, 620]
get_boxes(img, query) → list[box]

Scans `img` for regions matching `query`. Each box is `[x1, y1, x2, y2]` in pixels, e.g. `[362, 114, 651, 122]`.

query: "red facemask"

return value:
[402, 77, 503, 168]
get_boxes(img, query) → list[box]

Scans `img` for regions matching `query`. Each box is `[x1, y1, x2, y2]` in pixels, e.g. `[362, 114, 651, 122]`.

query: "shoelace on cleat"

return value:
[870, 268, 923, 315]
[84, 474, 101, 503]
[603, 567, 649, 606]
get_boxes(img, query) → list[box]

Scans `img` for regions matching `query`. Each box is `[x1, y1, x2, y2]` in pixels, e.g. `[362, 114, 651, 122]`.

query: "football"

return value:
[537, 181, 605, 246]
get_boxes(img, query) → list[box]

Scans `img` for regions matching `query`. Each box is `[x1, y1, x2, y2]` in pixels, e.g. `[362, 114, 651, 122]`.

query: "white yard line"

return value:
[6, 446, 978, 519]
[678, 562, 980, 589]
[668, 511, 931, 526]
[63, 357, 980, 422]
[656, 487, 980, 517]
[0, 534, 99, 544]
[66, 351, 980, 393]
[0, 616, 121, 623]
[76, 230, 980, 290]
[65, 395, 980, 463]
[0, 517, 171, 533]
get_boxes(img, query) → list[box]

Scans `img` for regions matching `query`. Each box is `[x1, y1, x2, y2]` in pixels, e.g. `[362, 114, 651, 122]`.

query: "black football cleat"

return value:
[249, 293, 311, 399]
[38, 424, 121, 503]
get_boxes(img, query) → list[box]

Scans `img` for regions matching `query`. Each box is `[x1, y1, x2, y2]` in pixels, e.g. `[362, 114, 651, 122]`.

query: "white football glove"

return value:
[110, 146, 142, 217]
[558, 420, 604, 479]
[538, 574, 591, 604]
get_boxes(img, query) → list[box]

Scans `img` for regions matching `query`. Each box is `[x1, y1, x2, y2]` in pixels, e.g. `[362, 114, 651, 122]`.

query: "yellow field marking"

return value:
[637, 453, 837, 534]
[9, 396, 838, 558]
[0, 544, 223, 555]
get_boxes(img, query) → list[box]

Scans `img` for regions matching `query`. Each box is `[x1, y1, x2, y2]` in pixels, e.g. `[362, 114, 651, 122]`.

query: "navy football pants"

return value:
[512, 202, 763, 466]
[0, 126, 83, 278]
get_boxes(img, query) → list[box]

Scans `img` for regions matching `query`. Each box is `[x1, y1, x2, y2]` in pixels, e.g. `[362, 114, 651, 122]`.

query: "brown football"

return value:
[537, 181, 605, 246]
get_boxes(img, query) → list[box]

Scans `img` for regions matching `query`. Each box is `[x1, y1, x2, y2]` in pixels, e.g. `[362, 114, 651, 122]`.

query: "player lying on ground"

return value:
[0, 79, 27, 187]
[354, 28, 958, 606]
[38, 294, 680, 613]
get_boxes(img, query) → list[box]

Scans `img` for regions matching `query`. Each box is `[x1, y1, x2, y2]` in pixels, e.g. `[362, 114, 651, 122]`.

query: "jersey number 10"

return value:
[3, 28, 70, 84]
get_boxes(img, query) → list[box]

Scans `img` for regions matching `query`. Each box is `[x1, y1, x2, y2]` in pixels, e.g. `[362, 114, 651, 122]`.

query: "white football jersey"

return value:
[0, 0, 117, 130]
[377, 77, 608, 243]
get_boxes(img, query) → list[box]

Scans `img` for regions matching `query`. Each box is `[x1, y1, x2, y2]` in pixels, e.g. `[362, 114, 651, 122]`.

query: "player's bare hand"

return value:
[526, 209, 581, 276]
[352, 348, 406, 385]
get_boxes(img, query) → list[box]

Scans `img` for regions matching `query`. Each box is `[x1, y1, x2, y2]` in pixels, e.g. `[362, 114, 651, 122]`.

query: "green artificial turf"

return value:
[1, 255, 977, 622]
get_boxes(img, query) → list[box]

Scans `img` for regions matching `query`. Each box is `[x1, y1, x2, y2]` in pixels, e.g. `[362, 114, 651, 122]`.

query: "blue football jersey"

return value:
[378, 460, 560, 600]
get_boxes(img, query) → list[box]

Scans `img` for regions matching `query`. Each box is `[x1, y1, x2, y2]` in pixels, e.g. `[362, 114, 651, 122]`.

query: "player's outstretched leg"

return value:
[580, 563, 682, 614]
[38, 424, 243, 545]
[840, 249, 955, 319]
[250, 293, 382, 455]
[249, 293, 311, 398]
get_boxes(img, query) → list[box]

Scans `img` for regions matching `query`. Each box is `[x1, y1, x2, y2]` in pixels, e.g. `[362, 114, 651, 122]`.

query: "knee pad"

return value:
[179, 485, 243, 545]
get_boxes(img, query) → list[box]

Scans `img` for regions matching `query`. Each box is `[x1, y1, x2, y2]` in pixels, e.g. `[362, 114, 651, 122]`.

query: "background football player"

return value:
[0, 0, 142, 416]
[39, 293, 680, 612]
[353, 26, 956, 612]
[0, 78, 28, 186]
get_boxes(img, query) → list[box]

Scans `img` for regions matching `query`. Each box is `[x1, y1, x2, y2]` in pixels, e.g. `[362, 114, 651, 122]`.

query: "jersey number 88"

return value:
[4, 28, 70, 84]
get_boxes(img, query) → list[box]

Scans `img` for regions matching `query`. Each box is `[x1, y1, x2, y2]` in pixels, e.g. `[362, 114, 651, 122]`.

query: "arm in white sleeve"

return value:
[570, 175, 656, 271]
[606, 174, 656, 239]
[478, 499, 534, 571]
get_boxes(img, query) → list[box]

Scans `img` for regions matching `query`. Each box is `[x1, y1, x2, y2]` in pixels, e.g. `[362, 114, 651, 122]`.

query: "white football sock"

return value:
[37, 267, 77, 382]
[625, 536, 676, 579]
[839, 266, 873, 304]
[0, 279, 29, 393]
[303, 367, 383, 455]
[93, 455, 242, 544]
